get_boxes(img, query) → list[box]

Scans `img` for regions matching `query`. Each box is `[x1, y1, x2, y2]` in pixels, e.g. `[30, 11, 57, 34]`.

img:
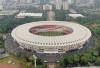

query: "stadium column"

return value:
[33, 55, 37, 67]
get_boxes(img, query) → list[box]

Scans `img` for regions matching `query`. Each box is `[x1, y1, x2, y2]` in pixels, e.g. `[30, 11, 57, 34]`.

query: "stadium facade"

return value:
[11, 21, 91, 53]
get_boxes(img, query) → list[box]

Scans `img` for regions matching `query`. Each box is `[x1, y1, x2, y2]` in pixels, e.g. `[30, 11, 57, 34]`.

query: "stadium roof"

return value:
[11, 21, 91, 46]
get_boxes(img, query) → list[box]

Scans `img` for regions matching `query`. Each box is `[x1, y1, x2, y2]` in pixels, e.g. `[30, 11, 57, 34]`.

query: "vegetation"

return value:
[54, 10, 100, 67]
[55, 10, 70, 21]
[0, 57, 21, 66]
[0, 6, 49, 68]
[39, 33, 64, 36]
[36, 64, 48, 68]
[0, 6, 100, 68]
[57, 50, 100, 68]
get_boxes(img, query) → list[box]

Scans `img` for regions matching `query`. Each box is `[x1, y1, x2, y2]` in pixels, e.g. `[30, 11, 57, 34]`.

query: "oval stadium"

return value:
[11, 21, 91, 53]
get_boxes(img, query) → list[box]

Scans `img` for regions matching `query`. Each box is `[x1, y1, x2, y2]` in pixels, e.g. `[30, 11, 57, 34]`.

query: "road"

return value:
[47, 11, 55, 21]
[48, 63, 55, 68]
[0, 54, 9, 59]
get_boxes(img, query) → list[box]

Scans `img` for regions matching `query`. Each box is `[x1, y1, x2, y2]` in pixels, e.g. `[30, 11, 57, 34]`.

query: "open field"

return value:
[0, 57, 20, 66]
[39, 33, 64, 36]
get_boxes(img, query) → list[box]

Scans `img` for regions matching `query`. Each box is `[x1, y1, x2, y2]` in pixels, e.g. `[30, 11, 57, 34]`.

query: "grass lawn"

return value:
[0, 57, 20, 66]
[39, 33, 63, 36]
[36, 65, 46, 68]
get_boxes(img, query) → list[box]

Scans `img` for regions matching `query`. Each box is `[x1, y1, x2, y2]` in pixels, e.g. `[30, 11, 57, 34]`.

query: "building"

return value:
[67, 0, 72, 4]
[11, 21, 91, 54]
[0, 0, 6, 10]
[27, 0, 32, 3]
[43, 4, 52, 10]
[56, 0, 62, 10]
[68, 14, 84, 19]
[94, 0, 100, 11]
[74, 0, 94, 7]
[0, 5, 3, 10]
[73, 0, 77, 6]
[35, 0, 40, 4]
[63, 1, 69, 10]
[16, 13, 43, 18]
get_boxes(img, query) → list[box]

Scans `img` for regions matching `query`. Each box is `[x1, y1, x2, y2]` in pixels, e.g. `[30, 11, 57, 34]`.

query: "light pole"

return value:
[33, 55, 37, 68]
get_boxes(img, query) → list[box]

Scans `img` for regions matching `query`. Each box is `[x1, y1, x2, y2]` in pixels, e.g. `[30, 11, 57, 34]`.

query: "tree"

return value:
[66, 56, 73, 64]
[19, 58, 27, 66]
[55, 10, 67, 21]
[43, 64, 48, 68]
[59, 58, 65, 68]
[29, 56, 34, 64]
[83, 52, 96, 63]
[36, 58, 43, 65]
[26, 62, 32, 68]
[72, 54, 79, 64]
[92, 50, 99, 57]
[81, 56, 88, 65]
[95, 58, 100, 66]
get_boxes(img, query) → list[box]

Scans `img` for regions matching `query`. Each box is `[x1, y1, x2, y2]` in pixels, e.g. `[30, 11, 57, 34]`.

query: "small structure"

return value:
[16, 13, 43, 18]
[68, 14, 84, 19]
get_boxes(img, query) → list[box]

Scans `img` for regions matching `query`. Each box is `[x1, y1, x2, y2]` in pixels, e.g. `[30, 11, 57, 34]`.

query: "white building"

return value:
[56, 0, 62, 10]
[11, 21, 91, 54]
[43, 4, 52, 10]
[27, 0, 32, 3]
[68, 14, 84, 18]
[16, 13, 43, 18]
[63, 1, 69, 10]
[67, 0, 72, 4]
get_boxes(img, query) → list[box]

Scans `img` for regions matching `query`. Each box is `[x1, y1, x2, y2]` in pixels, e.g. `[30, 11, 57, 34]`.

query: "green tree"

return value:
[59, 58, 65, 68]
[92, 50, 99, 57]
[29, 56, 34, 64]
[26, 62, 32, 68]
[95, 58, 100, 66]
[19, 58, 27, 66]
[36, 58, 43, 65]
[81, 56, 88, 65]
[72, 54, 79, 64]
[83, 52, 96, 63]
[66, 56, 73, 64]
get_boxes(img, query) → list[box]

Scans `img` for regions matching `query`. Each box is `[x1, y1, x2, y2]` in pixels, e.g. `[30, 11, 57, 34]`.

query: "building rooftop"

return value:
[16, 13, 43, 17]
[68, 14, 84, 18]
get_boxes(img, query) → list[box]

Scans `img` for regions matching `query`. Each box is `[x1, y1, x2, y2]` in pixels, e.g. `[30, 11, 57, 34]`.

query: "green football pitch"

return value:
[39, 33, 64, 36]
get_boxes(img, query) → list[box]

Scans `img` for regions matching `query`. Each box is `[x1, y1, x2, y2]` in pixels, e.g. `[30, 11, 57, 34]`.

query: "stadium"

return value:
[11, 21, 91, 53]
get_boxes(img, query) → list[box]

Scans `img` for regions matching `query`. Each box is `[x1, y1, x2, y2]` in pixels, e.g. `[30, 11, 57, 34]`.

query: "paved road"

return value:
[0, 54, 9, 59]
[47, 11, 55, 21]
[48, 63, 55, 68]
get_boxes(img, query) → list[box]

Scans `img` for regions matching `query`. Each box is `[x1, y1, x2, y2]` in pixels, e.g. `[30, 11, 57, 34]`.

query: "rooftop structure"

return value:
[16, 13, 43, 18]
[68, 14, 84, 18]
